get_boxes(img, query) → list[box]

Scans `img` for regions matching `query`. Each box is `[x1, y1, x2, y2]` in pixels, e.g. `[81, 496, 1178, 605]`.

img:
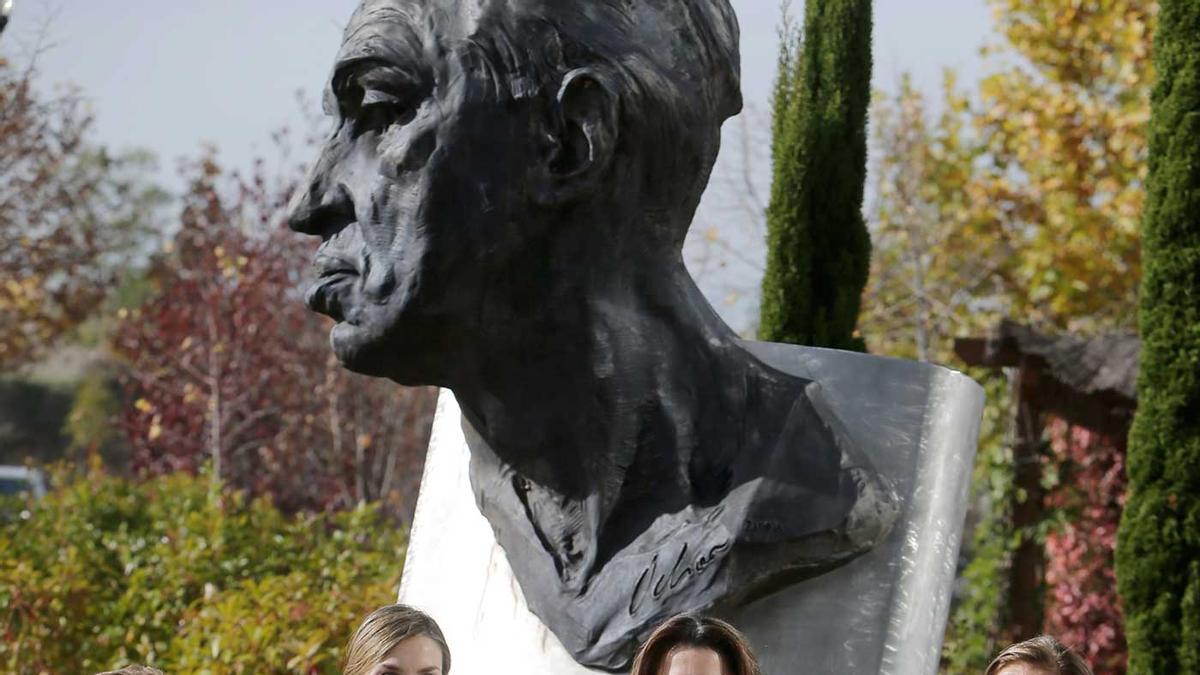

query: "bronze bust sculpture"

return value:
[288, 0, 898, 669]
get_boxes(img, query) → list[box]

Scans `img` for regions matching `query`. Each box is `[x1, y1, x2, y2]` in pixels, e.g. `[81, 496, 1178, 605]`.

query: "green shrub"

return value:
[0, 467, 405, 674]
[759, 0, 872, 350]
[1116, 1, 1200, 672]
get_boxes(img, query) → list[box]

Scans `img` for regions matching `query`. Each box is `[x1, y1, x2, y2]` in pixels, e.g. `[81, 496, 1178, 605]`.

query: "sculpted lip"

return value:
[314, 251, 360, 278]
[306, 252, 361, 323]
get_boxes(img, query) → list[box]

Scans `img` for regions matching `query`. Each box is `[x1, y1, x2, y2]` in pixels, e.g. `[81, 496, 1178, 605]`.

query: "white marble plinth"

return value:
[398, 344, 984, 675]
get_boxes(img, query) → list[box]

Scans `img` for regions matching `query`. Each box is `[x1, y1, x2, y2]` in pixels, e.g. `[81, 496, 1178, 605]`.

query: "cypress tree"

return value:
[758, 0, 872, 350]
[1115, 1, 1200, 672]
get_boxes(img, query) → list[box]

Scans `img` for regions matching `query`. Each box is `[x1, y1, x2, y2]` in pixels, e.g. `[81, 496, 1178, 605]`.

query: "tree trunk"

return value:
[1006, 363, 1046, 643]
[206, 311, 223, 498]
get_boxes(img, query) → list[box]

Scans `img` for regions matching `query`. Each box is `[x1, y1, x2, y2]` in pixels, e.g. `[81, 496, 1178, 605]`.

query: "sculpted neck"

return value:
[448, 257, 743, 503]
[440, 234, 810, 585]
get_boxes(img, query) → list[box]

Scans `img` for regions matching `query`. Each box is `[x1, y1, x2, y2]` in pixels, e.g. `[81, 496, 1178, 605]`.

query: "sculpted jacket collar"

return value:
[464, 343, 898, 670]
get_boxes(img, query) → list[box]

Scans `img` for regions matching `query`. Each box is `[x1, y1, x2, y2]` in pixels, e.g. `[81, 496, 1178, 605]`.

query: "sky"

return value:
[2, 0, 996, 332]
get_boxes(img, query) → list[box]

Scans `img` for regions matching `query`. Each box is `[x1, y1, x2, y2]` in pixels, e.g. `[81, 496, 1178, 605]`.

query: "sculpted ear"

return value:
[539, 68, 618, 203]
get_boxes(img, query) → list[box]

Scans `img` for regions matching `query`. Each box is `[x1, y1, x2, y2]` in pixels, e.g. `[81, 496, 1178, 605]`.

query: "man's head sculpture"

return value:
[289, 0, 898, 670]
[289, 0, 741, 383]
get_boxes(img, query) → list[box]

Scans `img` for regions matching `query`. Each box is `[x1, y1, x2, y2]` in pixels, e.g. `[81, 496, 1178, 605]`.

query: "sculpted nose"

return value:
[287, 163, 356, 238]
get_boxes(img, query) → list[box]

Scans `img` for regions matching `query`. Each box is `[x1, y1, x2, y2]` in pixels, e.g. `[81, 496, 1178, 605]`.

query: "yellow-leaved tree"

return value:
[963, 0, 1152, 331]
[862, 1, 1156, 672]
[866, 0, 1153, 360]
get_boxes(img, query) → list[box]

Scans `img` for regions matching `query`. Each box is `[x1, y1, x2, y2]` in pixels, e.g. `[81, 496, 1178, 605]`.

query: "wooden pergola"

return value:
[954, 320, 1139, 642]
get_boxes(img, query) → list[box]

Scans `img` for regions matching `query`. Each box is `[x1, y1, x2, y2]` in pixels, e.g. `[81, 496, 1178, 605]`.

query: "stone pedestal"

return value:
[398, 344, 984, 675]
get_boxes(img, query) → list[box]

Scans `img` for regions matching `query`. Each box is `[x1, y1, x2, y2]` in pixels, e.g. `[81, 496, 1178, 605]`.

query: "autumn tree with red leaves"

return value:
[0, 53, 163, 371]
[112, 152, 434, 520]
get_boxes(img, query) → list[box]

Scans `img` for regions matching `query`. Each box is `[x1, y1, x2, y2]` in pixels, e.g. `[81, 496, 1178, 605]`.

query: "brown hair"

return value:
[343, 604, 451, 675]
[985, 635, 1093, 675]
[629, 614, 760, 675]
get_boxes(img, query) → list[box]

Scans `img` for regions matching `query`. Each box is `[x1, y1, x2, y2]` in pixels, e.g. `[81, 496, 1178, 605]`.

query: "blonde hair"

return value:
[629, 614, 760, 675]
[343, 604, 451, 675]
[985, 635, 1093, 675]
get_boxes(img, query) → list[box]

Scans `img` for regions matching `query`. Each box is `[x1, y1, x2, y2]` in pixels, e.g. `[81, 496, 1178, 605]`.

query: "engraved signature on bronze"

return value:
[629, 539, 732, 616]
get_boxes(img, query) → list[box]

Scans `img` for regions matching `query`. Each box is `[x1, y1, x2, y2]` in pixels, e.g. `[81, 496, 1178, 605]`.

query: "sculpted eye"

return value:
[331, 64, 423, 138]
[356, 88, 416, 134]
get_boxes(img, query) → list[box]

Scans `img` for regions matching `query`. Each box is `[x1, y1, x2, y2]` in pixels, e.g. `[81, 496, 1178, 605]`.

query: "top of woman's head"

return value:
[985, 636, 1093, 675]
[343, 604, 451, 675]
[629, 614, 760, 675]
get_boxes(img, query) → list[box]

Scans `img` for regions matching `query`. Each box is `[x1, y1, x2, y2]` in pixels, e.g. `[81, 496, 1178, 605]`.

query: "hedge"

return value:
[0, 467, 405, 674]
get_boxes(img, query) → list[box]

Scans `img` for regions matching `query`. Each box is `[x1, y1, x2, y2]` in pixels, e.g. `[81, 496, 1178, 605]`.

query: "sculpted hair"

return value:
[629, 614, 760, 675]
[347, 0, 742, 250]
[343, 604, 451, 675]
[516, 0, 739, 251]
[985, 635, 1093, 675]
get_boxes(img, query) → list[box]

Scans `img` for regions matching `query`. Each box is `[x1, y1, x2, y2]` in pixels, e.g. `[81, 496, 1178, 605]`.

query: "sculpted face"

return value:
[287, 1, 558, 383]
[288, 0, 742, 386]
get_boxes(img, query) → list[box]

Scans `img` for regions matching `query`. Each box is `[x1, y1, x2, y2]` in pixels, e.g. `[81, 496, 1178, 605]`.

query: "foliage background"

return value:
[0, 466, 403, 675]
[0, 53, 165, 371]
[859, 0, 1154, 671]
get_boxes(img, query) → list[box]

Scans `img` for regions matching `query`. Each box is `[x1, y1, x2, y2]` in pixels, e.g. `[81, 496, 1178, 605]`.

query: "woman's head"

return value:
[343, 604, 451, 675]
[985, 636, 1093, 675]
[629, 614, 760, 675]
